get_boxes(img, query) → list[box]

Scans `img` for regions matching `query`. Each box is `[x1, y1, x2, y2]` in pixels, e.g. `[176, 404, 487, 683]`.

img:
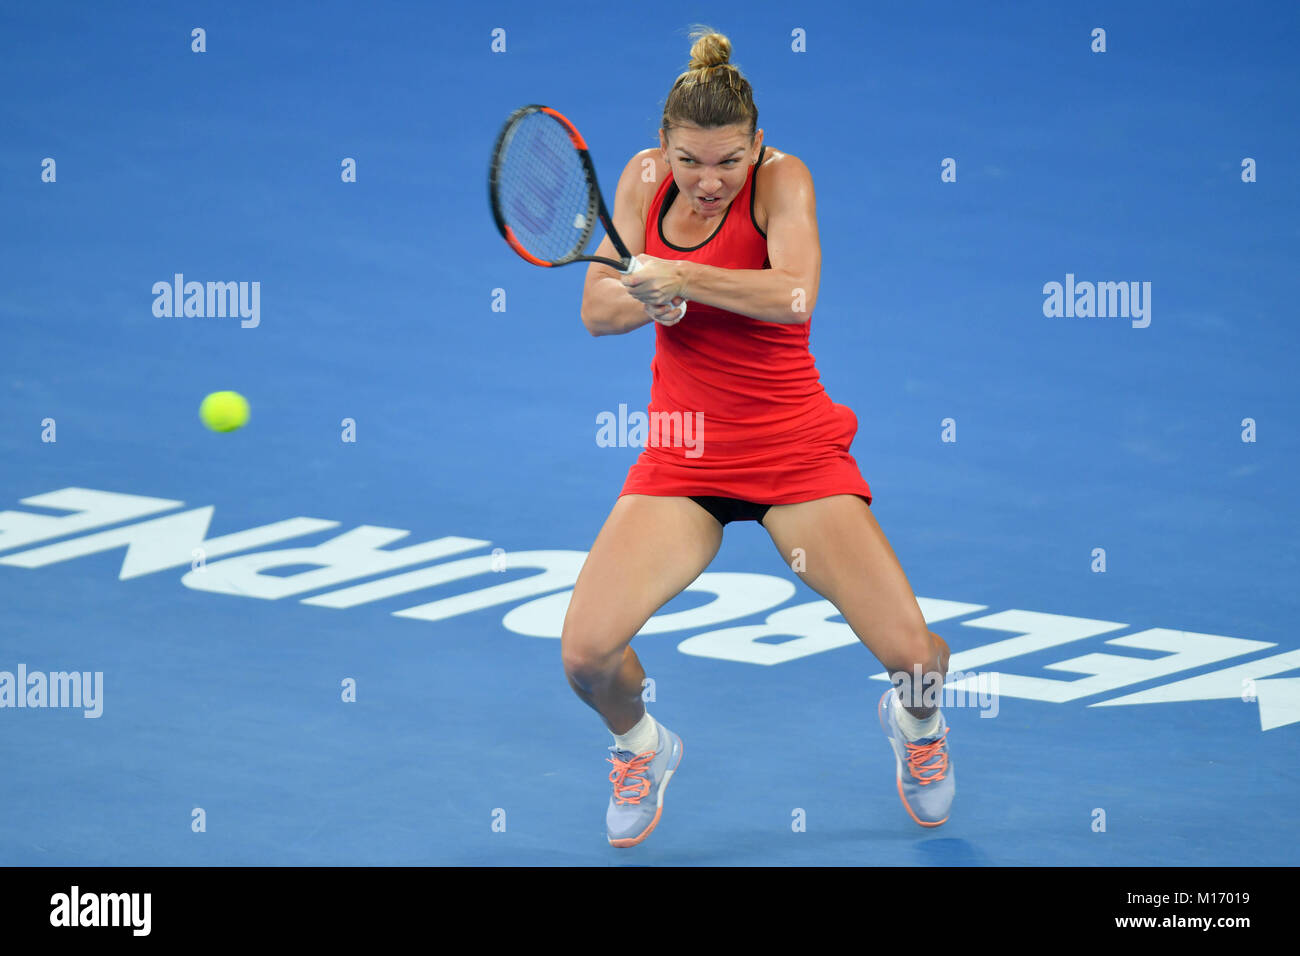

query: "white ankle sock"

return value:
[613, 711, 659, 755]
[892, 690, 942, 740]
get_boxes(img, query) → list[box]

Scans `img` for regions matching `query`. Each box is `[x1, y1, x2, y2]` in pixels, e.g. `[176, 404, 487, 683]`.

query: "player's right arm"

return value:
[580, 149, 663, 337]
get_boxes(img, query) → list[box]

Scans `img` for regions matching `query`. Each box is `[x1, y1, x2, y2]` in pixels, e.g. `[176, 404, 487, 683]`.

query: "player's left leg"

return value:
[761, 494, 955, 826]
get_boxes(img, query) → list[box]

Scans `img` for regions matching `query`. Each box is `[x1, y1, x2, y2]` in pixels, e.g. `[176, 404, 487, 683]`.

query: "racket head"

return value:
[488, 105, 631, 270]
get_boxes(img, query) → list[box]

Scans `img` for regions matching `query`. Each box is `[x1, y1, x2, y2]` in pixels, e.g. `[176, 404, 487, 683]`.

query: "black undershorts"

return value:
[690, 495, 771, 527]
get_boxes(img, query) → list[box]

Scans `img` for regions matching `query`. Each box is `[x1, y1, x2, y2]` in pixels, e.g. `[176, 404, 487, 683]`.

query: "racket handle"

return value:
[625, 255, 688, 320]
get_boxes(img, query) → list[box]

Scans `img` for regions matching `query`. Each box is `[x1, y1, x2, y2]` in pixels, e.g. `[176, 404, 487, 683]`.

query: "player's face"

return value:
[660, 123, 764, 218]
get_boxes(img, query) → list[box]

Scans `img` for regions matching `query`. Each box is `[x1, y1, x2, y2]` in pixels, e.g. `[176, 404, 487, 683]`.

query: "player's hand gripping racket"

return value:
[488, 104, 687, 321]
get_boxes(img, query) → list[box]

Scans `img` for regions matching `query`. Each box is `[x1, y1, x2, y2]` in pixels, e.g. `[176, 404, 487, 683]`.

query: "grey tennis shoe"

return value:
[879, 687, 955, 826]
[605, 720, 684, 847]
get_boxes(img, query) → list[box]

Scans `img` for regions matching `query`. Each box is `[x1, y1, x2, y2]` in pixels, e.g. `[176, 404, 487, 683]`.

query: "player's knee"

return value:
[562, 648, 624, 692]
[929, 630, 951, 674]
[882, 626, 945, 685]
[560, 626, 626, 690]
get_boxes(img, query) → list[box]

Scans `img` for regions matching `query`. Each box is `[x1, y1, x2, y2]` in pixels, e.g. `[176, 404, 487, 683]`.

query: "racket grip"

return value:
[625, 256, 688, 319]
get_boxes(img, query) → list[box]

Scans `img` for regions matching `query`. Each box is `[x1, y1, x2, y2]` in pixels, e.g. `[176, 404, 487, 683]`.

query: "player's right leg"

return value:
[562, 494, 722, 733]
[560, 493, 722, 846]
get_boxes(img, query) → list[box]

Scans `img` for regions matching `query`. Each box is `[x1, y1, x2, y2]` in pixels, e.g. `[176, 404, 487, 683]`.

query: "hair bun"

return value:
[687, 28, 731, 70]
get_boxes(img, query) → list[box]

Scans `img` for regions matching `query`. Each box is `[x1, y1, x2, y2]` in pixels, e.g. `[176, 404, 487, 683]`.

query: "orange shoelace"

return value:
[608, 751, 655, 805]
[905, 729, 950, 785]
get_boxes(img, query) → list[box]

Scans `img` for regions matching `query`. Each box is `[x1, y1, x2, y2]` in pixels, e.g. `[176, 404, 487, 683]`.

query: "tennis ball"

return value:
[199, 391, 250, 432]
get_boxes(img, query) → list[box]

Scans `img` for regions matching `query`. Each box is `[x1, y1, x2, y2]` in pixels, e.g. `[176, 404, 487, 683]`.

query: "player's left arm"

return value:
[621, 154, 821, 324]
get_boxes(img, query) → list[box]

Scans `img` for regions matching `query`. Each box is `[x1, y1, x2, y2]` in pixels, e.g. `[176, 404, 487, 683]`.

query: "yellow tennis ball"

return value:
[199, 391, 250, 432]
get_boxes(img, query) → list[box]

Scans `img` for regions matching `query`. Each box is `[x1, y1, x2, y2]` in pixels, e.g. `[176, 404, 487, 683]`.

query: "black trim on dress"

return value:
[750, 145, 767, 239]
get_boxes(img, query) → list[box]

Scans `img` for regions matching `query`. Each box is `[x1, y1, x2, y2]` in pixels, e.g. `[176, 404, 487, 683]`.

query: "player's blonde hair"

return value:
[662, 26, 758, 140]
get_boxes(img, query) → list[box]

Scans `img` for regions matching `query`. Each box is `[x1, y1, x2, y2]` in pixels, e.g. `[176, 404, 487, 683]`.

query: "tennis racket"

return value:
[488, 104, 686, 318]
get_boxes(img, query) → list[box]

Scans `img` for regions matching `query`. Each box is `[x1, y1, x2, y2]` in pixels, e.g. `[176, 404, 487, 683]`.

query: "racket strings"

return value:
[496, 111, 597, 263]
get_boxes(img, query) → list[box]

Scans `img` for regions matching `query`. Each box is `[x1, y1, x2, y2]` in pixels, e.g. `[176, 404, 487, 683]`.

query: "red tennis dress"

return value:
[618, 147, 874, 506]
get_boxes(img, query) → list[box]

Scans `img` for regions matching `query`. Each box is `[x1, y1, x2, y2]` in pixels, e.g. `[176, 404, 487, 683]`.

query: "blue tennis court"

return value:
[2, 0, 1297, 866]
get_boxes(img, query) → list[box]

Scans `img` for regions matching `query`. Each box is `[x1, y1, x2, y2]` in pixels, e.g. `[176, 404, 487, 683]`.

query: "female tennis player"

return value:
[569, 27, 954, 848]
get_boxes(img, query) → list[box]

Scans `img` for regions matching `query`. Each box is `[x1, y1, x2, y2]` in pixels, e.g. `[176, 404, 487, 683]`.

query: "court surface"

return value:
[2, 0, 1297, 865]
